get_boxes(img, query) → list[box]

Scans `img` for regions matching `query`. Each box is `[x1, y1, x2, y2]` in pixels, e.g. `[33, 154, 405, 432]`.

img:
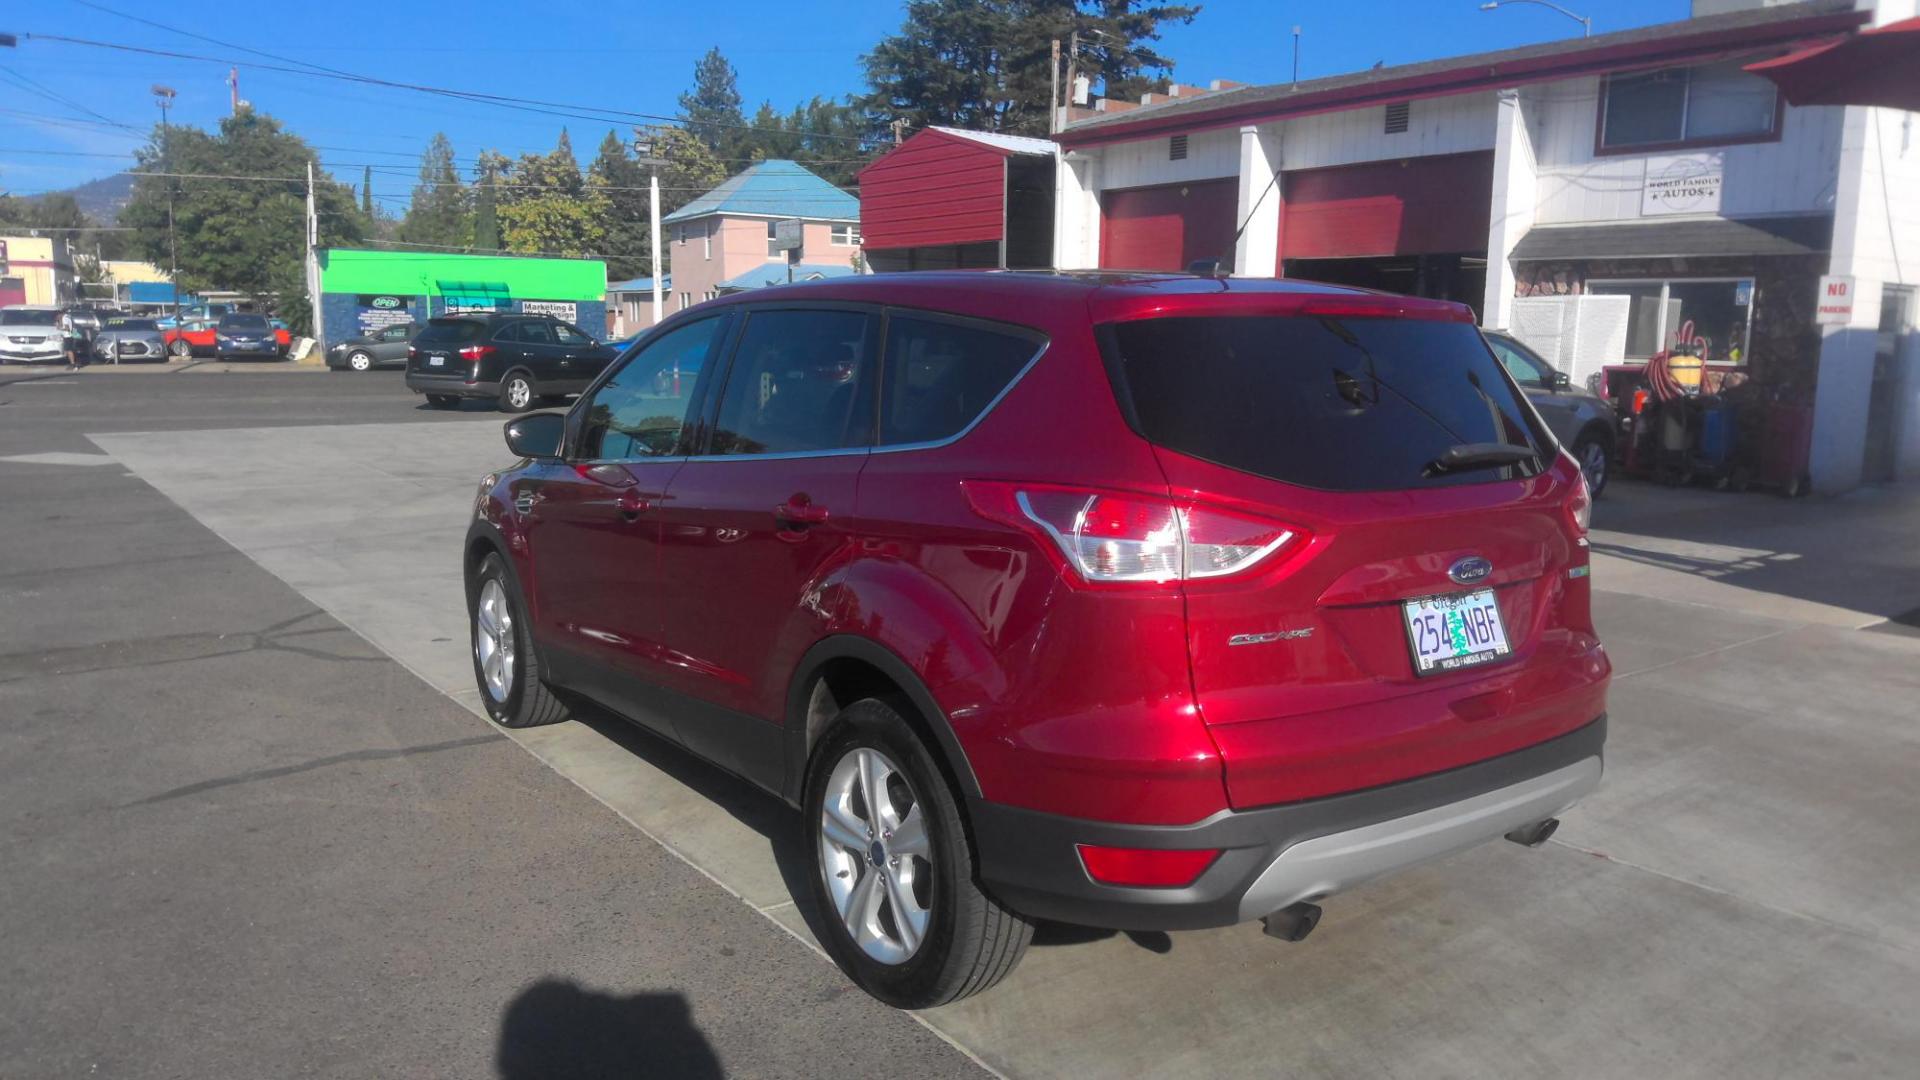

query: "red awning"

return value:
[1745, 16, 1920, 111]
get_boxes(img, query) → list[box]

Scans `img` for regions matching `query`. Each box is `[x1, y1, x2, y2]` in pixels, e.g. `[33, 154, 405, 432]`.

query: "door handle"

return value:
[616, 489, 653, 520]
[773, 498, 830, 527]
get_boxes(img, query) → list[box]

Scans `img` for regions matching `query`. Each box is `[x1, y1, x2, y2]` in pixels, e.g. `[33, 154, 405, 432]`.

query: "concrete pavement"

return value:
[74, 381, 1920, 1078]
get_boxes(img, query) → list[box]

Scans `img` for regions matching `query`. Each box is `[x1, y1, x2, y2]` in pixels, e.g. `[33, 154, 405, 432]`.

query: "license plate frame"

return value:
[1402, 588, 1511, 676]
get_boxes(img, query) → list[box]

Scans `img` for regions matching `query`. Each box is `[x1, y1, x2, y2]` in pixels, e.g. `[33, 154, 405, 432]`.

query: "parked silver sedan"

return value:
[1482, 329, 1619, 496]
[92, 316, 169, 364]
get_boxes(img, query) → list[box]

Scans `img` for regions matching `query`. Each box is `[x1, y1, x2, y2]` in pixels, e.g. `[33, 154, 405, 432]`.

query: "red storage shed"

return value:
[858, 127, 1059, 272]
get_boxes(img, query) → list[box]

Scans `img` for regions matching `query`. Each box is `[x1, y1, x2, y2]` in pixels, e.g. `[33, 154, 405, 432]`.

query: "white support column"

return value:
[1233, 124, 1282, 277]
[1482, 89, 1537, 330]
[1052, 151, 1102, 270]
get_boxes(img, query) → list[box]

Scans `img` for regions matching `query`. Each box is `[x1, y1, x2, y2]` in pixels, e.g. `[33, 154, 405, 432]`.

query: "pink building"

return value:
[636, 159, 862, 330]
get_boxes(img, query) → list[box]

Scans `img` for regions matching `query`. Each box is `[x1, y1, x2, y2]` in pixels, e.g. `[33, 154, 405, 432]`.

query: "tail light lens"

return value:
[459, 344, 496, 364]
[407, 344, 418, 359]
[1077, 844, 1220, 888]
[1567, 468, 1592, 535]
[965, 482, 1300, 585]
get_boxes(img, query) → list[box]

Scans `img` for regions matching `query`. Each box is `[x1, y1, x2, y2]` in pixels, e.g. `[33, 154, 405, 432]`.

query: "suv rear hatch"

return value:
[410, 318, 487, 377]
[1099, 298, 1606, 810]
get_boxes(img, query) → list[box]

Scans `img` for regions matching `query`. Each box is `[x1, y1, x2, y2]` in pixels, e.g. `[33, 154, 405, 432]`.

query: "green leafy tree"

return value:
[679, 47, 746, 157]
[398, 133, 471, 249]
[655, 125, 726, 214]
[120, 110, 362, 329]
[862, 0, 1198, 137]
[497, 131, 606, 256]
[589, 130, 653, 280]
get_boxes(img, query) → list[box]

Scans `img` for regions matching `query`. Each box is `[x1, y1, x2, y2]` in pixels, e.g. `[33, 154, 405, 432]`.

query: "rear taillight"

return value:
[407, 344, 417, 359]
[1567, 468, 1592, 535]
[459, 344, 496, 364]
[965, 482, 1300, 585]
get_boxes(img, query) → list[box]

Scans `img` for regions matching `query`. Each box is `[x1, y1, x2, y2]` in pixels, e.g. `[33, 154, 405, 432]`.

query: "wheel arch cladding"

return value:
[783, 635, 983, 809]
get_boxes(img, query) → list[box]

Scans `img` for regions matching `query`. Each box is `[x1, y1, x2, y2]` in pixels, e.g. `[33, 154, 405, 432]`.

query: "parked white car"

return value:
[0, 306, 69, 365]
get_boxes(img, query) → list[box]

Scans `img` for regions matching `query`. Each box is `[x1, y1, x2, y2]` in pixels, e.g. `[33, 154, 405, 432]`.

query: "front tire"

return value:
[805, 698, 1031, 1008]
[347, 350, 373, 372]
[499, 371, 536, 413]
[168, 339, 192, 359]
[469, 554, 570, 729]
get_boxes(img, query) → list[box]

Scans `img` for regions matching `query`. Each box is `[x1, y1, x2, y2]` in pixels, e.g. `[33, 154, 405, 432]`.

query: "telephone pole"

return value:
[634, 129, 665, 326]
[153, 85, 179, 327]
[1050, 38, 1061, 134]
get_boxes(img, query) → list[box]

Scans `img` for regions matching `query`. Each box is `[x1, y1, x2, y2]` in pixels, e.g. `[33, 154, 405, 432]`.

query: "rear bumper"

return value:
[970, 714, 1605, 931]
[406, 371, 497, 397]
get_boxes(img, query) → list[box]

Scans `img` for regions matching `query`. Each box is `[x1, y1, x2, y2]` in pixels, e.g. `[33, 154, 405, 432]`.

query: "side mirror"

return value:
[503, 412, 566, 459]
[1552, 370, 1572, 390]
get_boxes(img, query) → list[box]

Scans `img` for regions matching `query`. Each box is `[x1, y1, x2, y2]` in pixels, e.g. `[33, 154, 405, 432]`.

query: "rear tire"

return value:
[469, 553, 570, 729]
[425, 394, 460, 410]
[499, 371, 536, 413]
[805, 698, 1032, 1008]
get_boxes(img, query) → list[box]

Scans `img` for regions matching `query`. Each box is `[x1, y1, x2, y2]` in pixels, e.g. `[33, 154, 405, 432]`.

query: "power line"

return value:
[0, 66, 141, 131]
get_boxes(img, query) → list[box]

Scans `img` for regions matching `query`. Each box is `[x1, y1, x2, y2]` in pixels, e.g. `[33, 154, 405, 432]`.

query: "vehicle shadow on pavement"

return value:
[496, 979, 722, 1079]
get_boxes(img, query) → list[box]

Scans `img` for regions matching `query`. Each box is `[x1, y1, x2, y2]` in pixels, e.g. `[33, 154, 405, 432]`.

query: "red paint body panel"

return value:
[859, 130, 1011, 250]
[1281, 152, 1495, 260]
[1099, 179, 1239, 272]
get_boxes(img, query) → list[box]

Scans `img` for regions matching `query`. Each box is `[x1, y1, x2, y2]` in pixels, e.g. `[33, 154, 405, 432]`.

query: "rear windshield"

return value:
[1, 310, 57, 326]
[416, 319, 487, 345]
[1104, 315, 1549, 492]
[220, 314, 270, 330]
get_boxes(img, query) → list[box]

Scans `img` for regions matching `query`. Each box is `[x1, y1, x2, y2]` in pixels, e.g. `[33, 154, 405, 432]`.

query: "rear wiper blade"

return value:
[1424, 443, 1537, 476]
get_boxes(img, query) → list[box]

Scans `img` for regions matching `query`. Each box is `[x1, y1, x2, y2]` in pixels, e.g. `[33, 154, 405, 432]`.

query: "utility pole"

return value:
[228, 67, 239, 115]
[891, 118, 905, 146]
[153, 85, 179, 327]
[634, 129, 664, 326]
[1064, 30, 1079, 130]
[1292, 26, 1302, 87]
[305, 160, 324, 346]
[1050, 38, 1061, 135]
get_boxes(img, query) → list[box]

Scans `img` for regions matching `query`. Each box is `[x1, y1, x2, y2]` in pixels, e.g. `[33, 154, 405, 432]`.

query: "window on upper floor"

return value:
[766, 220, 781, 258]
[831, 224, 860, 246]
[1599, 60, 1779, 152]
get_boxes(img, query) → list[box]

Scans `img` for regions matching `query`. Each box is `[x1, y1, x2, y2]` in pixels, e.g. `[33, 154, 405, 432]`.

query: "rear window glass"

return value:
[416, 319, 487, 345]
[879, 316, 1039, 446]
[220, 314, 269, 330]
[1, 310, 57, 325]
[1105, 315, 1548, 491]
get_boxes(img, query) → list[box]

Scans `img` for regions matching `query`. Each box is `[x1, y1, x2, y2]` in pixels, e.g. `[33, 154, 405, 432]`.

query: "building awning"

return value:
[126, 281, 188, 304]
[1511, 215, 1832, 262]
[1746, 15, 1920, 111]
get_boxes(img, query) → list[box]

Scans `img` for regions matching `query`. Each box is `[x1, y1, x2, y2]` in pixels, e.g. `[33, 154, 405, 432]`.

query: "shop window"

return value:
[1588, 278, 1753, 363]
[1600, 60, 1778, 151]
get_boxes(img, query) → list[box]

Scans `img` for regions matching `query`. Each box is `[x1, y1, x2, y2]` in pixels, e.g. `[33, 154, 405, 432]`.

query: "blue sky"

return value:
[1, 0, 1690, 210]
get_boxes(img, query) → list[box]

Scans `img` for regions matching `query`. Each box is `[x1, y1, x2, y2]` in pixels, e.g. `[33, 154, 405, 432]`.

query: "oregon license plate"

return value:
[1403, 589, 1511, 675]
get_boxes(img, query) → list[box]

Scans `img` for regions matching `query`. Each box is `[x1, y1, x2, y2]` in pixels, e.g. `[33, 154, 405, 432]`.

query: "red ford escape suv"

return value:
[464, 272, 1608, 1008]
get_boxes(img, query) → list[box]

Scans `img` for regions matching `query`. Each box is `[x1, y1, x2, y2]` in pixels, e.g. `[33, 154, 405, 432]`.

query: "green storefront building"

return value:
[316, 249, 607, 347]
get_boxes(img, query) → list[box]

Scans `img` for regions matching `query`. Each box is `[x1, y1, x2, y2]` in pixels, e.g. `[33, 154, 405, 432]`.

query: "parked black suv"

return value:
[404, 312, 617, 411]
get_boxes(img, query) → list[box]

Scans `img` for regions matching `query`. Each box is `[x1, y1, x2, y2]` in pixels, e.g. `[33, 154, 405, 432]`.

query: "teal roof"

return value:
[661, 160, 858, 225]
[715, 263, 859, 292]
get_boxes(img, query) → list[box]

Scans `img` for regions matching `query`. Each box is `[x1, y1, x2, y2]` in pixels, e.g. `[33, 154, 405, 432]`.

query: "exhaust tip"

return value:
[1261, 901, 1322, 943]
[1504, 818, 1561, 848]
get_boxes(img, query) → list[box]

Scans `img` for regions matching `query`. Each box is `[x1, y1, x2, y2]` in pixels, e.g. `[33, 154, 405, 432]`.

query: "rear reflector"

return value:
[1077, 845, 1221, 888]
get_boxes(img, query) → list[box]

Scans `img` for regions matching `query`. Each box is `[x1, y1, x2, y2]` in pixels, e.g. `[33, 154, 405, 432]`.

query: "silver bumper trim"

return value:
[1235, 756, 1603, 920]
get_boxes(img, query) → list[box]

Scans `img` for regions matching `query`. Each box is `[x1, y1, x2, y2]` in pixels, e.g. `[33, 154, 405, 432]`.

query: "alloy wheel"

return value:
[474, 578, 516, 704]
[348, 351, 372, 371]
[819, 747, 933, 965]
[506, 378, 532, 410]
[1580, 440, 1608, 492]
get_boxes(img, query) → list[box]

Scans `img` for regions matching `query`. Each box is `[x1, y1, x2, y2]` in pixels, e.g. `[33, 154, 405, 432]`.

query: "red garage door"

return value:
[1100, 178, 1238, 272]
[1281, 152, 1494, 262]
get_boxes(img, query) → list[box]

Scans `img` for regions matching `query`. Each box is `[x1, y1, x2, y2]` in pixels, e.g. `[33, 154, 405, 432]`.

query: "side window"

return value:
[576, 317, 727, 460]
[493, 323, 523, 344]
[879, 316, 1039, 446]
[554, 323, 592, 347]
[1488, 337, 1550, 390]
[517, 321, 557, 346]
[709, 309, 876, 456]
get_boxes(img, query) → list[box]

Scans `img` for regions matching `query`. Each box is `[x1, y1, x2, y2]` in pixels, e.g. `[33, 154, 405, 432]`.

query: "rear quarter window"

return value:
[878, 315, 1041, 446]
[1104, 314, 1548, 492]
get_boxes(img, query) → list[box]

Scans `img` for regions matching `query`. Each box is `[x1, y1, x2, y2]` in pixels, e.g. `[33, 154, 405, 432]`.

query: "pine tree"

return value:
[679, 47, 746, 157]
[588, 130, 652, 280]
[361, 165, 372, 216]
[397, 133, 472, 249]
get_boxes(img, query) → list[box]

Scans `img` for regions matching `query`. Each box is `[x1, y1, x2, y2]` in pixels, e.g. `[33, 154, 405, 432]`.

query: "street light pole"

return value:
[1478, 0, 1591, 38]
[634, 129, 664, 327]
[153, 85, 179, 325]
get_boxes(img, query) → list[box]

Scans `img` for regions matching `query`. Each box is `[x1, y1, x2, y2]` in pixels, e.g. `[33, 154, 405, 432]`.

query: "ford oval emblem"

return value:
[1448, 556, 1493, 586]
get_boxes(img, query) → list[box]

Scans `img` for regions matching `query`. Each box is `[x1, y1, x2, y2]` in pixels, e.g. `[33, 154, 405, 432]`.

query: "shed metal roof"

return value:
[927, 127, 1059, 157]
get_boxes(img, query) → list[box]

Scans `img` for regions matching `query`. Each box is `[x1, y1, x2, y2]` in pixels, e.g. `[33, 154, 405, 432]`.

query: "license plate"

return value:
[1403, 589, 1510, 675]
[427, 355, 445, 366]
